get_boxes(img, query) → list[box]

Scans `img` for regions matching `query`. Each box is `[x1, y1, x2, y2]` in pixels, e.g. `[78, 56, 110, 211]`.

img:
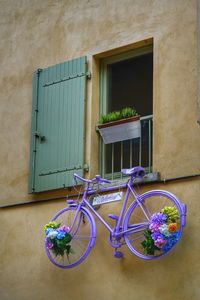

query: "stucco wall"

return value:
[0, 0, 200, 299]
[1, 179, 200, 300]
[0, 0, 199, 205]
[198, 0, 200, 123]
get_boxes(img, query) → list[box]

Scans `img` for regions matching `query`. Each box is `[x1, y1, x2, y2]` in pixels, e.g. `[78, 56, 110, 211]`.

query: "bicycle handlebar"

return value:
[74, 173, 111, 185]
[93, 175, 111, 184]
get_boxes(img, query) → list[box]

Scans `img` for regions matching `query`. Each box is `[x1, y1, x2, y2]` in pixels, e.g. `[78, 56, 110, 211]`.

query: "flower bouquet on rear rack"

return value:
[141, 206, 180, 255]
[97, 107, 141, 144]
[44, 222, 74, 257]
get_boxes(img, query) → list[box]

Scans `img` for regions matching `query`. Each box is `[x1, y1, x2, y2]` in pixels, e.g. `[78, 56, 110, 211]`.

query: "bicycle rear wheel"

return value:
[123, 190, 186, 260]
[45, 206, 96, 268]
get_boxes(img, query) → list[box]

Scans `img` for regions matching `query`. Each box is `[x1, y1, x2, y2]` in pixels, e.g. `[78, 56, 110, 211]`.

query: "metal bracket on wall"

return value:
[86, 71, 91, 79]
[84, 164, 89, 172]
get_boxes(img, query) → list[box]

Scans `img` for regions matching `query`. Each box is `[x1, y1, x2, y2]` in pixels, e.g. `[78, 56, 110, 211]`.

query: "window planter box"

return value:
[97, 115, 141, 144]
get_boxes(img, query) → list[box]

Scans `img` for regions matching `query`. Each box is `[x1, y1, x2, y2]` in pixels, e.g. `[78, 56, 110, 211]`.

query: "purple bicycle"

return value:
[44, 166, 187, 268]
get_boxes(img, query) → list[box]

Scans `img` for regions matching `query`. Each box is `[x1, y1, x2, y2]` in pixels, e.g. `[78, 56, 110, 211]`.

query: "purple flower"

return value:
[47, 242, 54, 249]
[150, 212, 167, 225]
[154, 238, 167, 249]
[59, 225, 70, 233]
[151, 232, 163, 241]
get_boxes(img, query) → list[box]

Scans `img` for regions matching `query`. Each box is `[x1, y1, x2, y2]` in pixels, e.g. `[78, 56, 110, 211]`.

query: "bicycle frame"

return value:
[45, 169, 186, 267]
[71, 178, 149, 245]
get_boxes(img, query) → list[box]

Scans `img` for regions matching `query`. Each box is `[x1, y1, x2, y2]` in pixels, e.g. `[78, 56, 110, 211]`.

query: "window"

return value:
[29, 56, 87, 193]
[100, 46, 153, 179]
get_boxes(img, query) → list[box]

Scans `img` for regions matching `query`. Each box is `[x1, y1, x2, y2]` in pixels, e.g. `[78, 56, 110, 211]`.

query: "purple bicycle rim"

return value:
[123, 189, 186, 260]
[45, 206, 96, 268]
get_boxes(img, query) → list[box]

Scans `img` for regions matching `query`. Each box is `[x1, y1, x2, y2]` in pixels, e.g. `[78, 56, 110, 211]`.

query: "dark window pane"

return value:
[103, 50, 153, 175]
[123, 140, 131, 169]
[131, 138, 140, 167]
[105, 144, 112, 174]
[107, 53, 153, 117]
[114, 142, 121, 172]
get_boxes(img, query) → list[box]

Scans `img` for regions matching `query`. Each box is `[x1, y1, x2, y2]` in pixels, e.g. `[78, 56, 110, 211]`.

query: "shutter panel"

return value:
[29, 56, 87, 193]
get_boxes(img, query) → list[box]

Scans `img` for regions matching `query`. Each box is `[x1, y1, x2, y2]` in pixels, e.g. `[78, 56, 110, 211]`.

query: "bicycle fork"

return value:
[108, 215, 125, 259]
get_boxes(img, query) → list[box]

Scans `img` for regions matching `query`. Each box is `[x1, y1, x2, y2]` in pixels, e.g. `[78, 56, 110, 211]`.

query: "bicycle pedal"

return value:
[114, 251, 123, 259]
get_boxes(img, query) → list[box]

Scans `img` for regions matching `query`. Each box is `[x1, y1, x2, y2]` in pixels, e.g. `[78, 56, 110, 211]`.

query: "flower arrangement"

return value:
[44, 221, 73, 257]
[141, 206, 180, 255]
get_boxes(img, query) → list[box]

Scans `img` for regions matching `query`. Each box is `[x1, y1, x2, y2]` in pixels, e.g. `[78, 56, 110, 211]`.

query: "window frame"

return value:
[99, 45, 154, 179]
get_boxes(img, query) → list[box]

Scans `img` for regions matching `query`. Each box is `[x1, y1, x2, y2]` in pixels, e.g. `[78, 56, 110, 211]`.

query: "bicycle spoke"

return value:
[73, 235, 91, 240]
[127, 222, 148, 230]
[126, 223, 148, 235]
[128, 234, 144, 243]
[71, 239, 88, 255]
[136, 200, 150, 221]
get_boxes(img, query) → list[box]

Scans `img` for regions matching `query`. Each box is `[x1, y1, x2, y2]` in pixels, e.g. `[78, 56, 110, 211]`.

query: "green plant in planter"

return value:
[121, 107, 138, 119]
[100, 107, 138, 124]
[100, 111, 121, 124]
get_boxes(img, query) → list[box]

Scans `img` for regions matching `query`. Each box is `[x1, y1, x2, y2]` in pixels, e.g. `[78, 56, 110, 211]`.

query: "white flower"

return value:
[159, 224, 171, 237]
[47, 230, 58, 239]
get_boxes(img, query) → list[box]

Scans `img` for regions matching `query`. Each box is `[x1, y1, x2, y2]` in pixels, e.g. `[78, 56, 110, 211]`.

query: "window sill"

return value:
[100, 172, 160, 189]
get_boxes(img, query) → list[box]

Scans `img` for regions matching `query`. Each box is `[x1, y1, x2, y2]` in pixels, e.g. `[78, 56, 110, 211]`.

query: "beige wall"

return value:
[1, 179, 200, 300]
[0, 0, 200, 299]
[198, 0, 200, 123]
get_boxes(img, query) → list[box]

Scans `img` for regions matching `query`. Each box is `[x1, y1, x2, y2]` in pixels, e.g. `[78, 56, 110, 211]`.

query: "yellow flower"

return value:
[43, 221, 58, 232]
[161, 206, 179, 222]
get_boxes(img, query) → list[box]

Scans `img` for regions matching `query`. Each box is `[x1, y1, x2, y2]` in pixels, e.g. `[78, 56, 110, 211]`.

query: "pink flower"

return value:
[149, 223, 160, 233]
[59, 225, 70, 233]
[154, 238, 167, 249]
[47, 242, 54, 249]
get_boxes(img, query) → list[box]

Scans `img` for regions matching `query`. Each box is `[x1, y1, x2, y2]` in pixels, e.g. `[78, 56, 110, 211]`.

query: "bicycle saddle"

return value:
[121, 166, 145, 178]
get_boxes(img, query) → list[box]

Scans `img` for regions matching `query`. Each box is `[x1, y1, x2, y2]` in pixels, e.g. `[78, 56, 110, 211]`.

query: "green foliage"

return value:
[100, 111, 121, 124]
[121, 107, 138, 118]
[141, 230, 160, 255]
[99, 107, 138, 124]
[50, 233, 72, 257]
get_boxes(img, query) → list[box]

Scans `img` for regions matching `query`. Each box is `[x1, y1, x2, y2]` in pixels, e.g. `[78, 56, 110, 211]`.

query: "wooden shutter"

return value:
[29, 56, 87, 193]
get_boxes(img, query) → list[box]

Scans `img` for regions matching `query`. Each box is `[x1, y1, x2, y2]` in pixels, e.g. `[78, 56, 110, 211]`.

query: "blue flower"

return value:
[56, 230, 66, 240]
[163, 232, 180, 252]
[45, 228, 54, 236]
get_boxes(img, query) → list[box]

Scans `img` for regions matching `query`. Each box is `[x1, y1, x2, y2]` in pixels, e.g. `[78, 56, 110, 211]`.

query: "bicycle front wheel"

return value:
[45, 206, 96, 268]
[123, 190, 185, 260]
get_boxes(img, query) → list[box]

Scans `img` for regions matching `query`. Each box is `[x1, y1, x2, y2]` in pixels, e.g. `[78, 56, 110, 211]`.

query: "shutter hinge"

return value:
[84, 164, 89, 172]
[86, 71, 91, 79]
[37, 68, 42, 74]
[35, 132, 46, 143]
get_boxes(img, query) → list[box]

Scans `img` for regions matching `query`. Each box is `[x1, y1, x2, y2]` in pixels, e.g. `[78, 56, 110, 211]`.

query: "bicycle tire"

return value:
[123, 190, 186, 260]
[45, 206, 96, 268]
